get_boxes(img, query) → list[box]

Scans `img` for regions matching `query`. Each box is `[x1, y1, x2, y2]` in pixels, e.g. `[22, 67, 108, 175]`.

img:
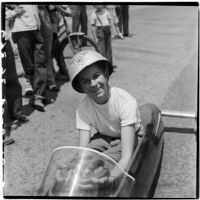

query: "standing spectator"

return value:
[3, 7, 29, 145]
[70, 5, 88, 35]
[38, 5, 59, 92]
[90, 5, 113, 64]
[115, 5, 133, 37]
[70, 5, 88, 47]
[48, 5, 69, 76]
[105, 5, 124, 39]
[6, 5, 47, 111]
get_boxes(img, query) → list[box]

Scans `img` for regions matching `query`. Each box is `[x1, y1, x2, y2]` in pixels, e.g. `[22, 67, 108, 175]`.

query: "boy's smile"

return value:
[78, 64, 110, 104]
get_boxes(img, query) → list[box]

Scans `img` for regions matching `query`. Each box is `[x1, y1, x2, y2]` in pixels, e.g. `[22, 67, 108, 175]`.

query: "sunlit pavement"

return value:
[4, 5, 198, 198]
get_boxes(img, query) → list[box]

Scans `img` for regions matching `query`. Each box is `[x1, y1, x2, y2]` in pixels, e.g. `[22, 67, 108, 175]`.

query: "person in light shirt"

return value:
[90, 5, 113, 64]
[68, 50, 144, 187]
[6, 4, 47, 111]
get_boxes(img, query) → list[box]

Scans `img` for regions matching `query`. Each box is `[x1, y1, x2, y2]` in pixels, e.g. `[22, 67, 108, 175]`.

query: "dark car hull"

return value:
[113, 103, 165, 197]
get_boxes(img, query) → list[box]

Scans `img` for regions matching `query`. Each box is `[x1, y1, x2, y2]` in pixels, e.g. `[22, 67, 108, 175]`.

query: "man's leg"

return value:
[96, 28, 107, 59]
[80, 5, 88, 46]
[80, 5, 88, 34]
[115, 6, 122, 33]
[3, 40, 23, 119]
[32, 30, 47, 111]
[122, 5, 130, 37]
[39, 8, 57, 90]
[105, 28, 113, 64]
[14, 31, 34, 85]
[71, 5, 81, 32]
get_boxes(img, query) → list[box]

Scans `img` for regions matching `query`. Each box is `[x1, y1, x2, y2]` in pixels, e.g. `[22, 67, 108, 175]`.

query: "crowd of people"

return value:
[2, 4, 132, 146]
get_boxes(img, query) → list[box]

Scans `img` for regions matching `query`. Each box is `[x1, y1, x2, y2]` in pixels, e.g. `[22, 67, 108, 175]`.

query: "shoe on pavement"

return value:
[24, 79, 33, 96]
[118, 33, 124, 39]
[113, 65, 117, 69]
[24, 88, 33, 96]
[17, 115, 29, 123]
[3, 136, 15, 146]
[47, 85, 60, 92]
[123, 33, 133, 37]
[33, 99, 45, 112]
[10, 120, 19, 130]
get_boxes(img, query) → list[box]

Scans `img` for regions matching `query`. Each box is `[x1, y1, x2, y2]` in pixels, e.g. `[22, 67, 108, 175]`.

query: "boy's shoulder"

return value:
[112, 87, 132, 96]
[111, 87, 137, 102]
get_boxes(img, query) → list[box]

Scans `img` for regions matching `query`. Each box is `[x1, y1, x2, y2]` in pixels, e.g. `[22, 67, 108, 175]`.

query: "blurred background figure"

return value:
[90, 5, 113, 64]
[70, 5, 88, 46]
[105, 5, 124, 39]
[38, 5, 59, 92]
[70, 5, 88, 34]
[6, 5, 48, 111]
[3, 6, 29, 145]
[48, 5, 70, 77]
[115, 5, 133, 37]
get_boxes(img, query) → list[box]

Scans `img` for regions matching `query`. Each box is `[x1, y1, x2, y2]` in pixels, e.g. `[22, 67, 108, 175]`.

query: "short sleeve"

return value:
[119, 99, 141, 127]
[90, 12, 96, 26]
[76, 109, 91, 131]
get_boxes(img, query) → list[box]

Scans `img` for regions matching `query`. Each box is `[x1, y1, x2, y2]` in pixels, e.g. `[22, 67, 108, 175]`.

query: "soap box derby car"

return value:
[37, 103, 196, 198]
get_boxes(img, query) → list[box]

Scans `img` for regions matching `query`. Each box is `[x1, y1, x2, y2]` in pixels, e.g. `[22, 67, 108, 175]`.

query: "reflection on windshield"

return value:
[38, 146, 135, 197]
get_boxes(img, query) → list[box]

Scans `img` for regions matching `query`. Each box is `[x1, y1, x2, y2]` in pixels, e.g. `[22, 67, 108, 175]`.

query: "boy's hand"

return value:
[15, 6, 25, 15]
[77, 176, 114, 190]
[77, 159, 113, 190]
[110, 139, 120, 147]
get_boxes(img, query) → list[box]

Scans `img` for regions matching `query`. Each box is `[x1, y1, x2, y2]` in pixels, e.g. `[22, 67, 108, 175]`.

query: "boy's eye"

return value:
[81, 79, 90, 86]
[94, 73, 102, 79]
[94, 74, 100, 79]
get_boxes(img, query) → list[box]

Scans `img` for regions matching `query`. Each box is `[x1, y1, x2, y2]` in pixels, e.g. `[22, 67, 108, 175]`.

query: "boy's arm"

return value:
[110, 124, 135, 179]
[88, 125, 135, 187]
[78, 129, 91, 147]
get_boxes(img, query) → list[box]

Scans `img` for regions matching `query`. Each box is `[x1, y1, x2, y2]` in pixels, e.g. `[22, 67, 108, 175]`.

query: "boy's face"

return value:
[78, 64, 110, 104]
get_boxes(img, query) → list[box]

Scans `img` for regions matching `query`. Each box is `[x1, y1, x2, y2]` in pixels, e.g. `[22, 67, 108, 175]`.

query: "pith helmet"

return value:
[68, 50, 113, 93]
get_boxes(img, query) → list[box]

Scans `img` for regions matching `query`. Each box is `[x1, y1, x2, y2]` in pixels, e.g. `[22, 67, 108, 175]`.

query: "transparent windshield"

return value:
[38, 146, 135, 197]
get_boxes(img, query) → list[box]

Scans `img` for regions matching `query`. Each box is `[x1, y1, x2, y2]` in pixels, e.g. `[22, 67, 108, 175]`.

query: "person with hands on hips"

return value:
[90, 5, 113, 64]
[68, 50, 143, 188]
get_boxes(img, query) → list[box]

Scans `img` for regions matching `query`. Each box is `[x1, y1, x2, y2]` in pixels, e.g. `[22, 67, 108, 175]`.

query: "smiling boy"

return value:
[68, 50, 143, 185]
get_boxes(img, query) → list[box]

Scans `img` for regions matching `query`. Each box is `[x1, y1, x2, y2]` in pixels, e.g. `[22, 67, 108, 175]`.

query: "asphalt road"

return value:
[3, 5, 198, 198]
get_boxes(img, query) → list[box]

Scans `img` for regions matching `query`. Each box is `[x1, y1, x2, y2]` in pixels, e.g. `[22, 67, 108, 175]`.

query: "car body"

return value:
[37, 103, 164, 197]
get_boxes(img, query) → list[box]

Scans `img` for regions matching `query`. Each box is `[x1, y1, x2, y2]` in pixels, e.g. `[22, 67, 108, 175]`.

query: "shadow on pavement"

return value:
[21, 73, 70, 115]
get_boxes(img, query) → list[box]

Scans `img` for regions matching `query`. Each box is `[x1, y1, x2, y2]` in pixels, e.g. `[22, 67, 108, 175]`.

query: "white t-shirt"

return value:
[76, 87, 141, 138]
[90, 9, 112, 27]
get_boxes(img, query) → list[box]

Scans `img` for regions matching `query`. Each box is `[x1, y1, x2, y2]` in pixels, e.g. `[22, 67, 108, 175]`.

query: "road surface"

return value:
[3, 5, 198, 198]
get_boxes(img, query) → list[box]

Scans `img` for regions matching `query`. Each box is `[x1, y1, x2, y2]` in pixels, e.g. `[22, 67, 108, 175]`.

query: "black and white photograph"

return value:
[1, 1, 198, 198]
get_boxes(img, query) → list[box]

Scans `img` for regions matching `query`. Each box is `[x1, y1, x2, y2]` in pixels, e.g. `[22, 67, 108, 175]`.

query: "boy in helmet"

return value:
[68, 50, 143, 187]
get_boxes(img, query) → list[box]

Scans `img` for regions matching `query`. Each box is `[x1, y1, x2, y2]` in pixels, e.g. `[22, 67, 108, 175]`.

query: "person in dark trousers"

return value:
[70, 5, 88, 35]
[48, 5, 69, 77]
[38, 5, 59, 92]
[115, 5, 132, 37]
[2, 34, 28, 145]
[90, 5, 113, 64]
[6, 5, 48, 111]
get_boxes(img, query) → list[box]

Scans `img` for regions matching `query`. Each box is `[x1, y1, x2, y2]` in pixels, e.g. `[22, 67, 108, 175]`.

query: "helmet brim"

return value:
[72, 60, 113, 93]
